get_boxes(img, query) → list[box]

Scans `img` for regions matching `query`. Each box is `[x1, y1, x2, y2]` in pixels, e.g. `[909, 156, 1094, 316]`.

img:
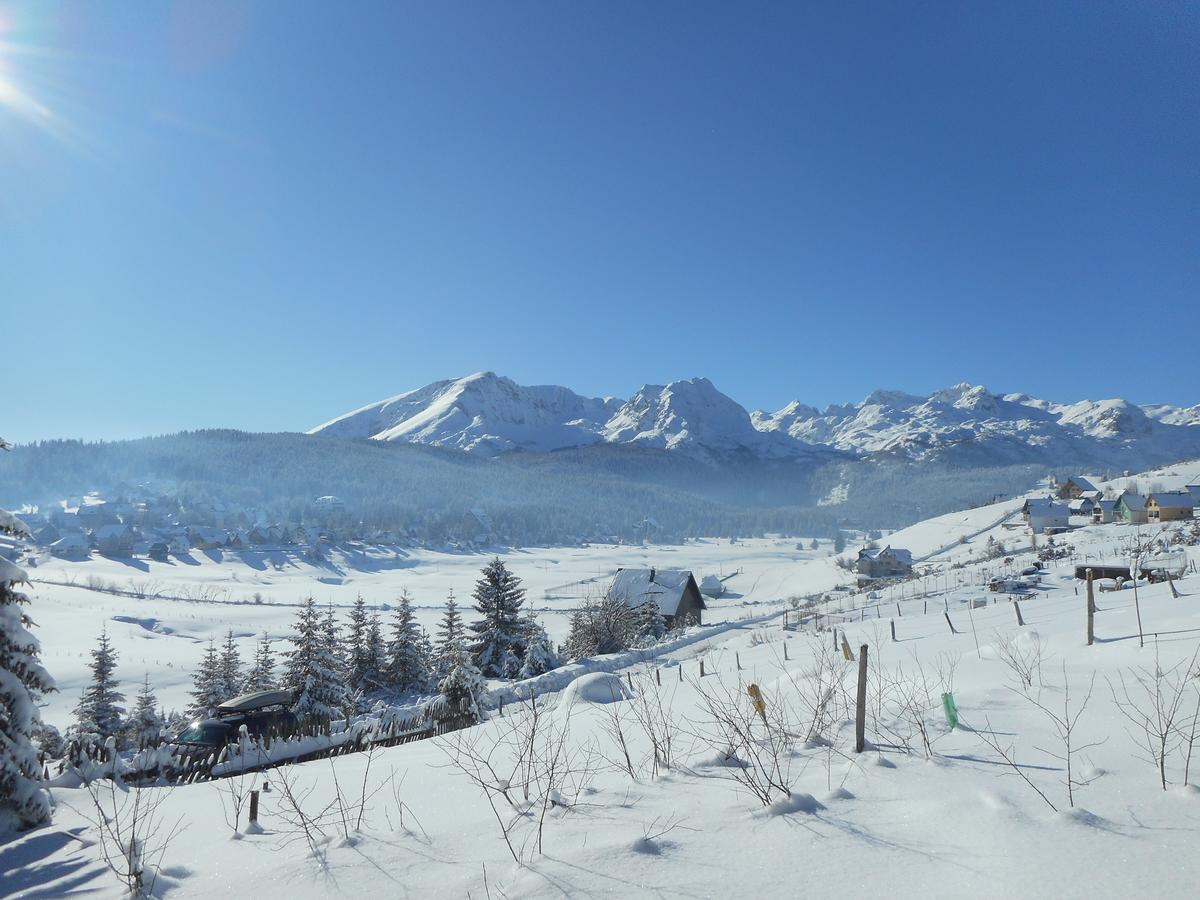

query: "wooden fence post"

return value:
[890, 619, 897, 642]
[700, 660, 706, 678]
[679, 665, 683, 682]
[944, 611, 957, 634]
[656, 668, 661, 686]
[1014, 600, 1025, 626]
[736, 652, 742, 671]
[841, 636, 855, 661]
[854, 644, 869, 753]
[924, 600, 927, 615]
[1086, 568, 1095, 647]
[249, 790, 260, 827]
[896, 602, 902, 618]
[783, 643, 789, 661]
[1167, 573, 1180, 599]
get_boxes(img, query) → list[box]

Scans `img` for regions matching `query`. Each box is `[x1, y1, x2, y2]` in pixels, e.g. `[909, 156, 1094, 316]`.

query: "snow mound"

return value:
[558, 672, 633, 707]
[766, 792, 825, 816]
[823, 787, 855, 802]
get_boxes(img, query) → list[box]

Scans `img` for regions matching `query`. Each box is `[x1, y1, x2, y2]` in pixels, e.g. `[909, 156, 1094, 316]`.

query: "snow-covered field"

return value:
[23, 536, 852, 731]
[5, 460, 1200, 898]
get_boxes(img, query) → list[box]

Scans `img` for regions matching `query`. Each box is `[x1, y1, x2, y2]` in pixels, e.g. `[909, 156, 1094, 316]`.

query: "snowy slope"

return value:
[312, 374, 1200, 468]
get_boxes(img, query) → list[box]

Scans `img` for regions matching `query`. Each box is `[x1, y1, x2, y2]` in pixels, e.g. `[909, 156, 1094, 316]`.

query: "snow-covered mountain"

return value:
[308, 372, 622, 455]
[752, 382, 1200, 467]
[311, 374, 1200, 469]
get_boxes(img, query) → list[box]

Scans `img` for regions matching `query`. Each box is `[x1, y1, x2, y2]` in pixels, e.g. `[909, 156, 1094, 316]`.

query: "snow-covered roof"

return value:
[51, 533, 89, 548]
[1025, 498, 1068, 514]
[1095, 498, 1119, 511]
[94, 523, 132, 540]
[1147, 492, 1195, 510]
[858, 545, 913, 566]
[1062, 476, 1097, 492]
[608, 568, 705, 617]
[1069, 498, 1094, 512]
[1117, 493, 1146, 511]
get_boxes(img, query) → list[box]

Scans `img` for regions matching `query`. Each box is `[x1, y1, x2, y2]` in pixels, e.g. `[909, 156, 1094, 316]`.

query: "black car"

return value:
[172, 688, 298, 750]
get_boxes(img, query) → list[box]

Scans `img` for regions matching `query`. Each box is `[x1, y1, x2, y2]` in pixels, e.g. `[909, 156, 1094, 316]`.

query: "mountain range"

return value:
[310, 372, 1200, 470]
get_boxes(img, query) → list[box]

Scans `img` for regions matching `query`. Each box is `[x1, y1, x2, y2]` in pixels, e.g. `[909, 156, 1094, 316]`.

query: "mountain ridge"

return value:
[309, 373, 1200, 470]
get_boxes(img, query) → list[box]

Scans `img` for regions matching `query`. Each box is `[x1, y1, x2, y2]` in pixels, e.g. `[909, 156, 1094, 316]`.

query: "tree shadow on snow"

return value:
[0, 827, 108, 896]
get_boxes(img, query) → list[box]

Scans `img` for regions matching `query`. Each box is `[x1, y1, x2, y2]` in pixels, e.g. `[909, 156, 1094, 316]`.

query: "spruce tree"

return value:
[386, 591, 428, 692]
[346, 595, 371, 691]
[365, 612, 385, 689]
[283, 597, 345, 726]
[435, 590, 465, 675]
[468, 558, 526, 678]
[0, 512, 56, 830]
[188, 640, 225, 718]
[73, 628, 125, 743]
[217, 629, 243, 700]
[244, 636, 276, 693]
[321, 603, 345, 681]
[127, 674, 163, 750]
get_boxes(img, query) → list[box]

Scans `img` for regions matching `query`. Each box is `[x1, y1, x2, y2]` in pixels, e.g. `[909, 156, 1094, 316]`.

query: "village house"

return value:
[856, 545, 914, 579]
[313, 495, 345, 513]
[1023, 498, 1070, 532]
[608, 567, 706, 628]
[1068, 497, 1095, 518]
[1115, 493, 1148, 525]
[1092, 498, 1119, 524]
[1054, 476, 1097, 500]
[1146, 492, 1196, 523]
[49, 532, 90, 558]
[94, 523, 135, 557]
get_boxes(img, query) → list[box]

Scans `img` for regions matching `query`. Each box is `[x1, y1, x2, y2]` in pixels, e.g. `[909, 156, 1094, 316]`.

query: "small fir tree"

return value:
[386, 591, 429, 692]
[435, 590, 465, 675]
[365, 612, 386, 689]
[436, 646, 489, 720]
[345, 595, 371, 692]
[217, 629, 243, 700]
[518, 611, 559, 678]
[468, 558, 527, 678]
[73, 628, 125, 743]
[188, 640, 225, 718]
[127, 674, 163, 749]
[632, 599, 667, 646]
[243, 636, 277, 693]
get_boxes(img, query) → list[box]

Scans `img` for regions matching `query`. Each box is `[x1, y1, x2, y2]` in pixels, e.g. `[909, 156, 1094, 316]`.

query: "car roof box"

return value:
[216, 688, 293, 714]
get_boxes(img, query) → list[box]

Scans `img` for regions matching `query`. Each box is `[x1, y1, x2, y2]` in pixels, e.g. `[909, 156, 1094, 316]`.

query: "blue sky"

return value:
[2, 1, 1197, 442]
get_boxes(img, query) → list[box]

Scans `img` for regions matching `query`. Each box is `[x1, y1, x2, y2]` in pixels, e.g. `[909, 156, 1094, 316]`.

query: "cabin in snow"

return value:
[1068, 497, 1095, 517]
[1092, 498, 1119, 524]
[1146, 492, 1195, 523]
[1053, 476, 1097, 500]
[1115, 493, 1148, 525]
[608, 568, 706, 628]
[1023, 498, 1070, 532]
[49, 532, 89, 558]
[856, 546, 914, 579]
[94, 523, 135, 557]
[313, 495, 345, 513]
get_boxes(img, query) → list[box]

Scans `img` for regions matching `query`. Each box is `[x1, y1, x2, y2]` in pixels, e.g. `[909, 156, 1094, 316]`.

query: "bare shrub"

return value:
[1109, 647, 1200, 790]
[77, 780, 185, 896]
[993, 630, 1049, 693]
[1026, 664, 1103, 808]
[437, 693, 599, 863]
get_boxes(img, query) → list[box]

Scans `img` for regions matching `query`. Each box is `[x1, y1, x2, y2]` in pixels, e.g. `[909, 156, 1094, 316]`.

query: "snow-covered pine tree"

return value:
[436, 646, 489, 721]
[188, 640, 225, 718]
[321, 602, 345, 681]
[365, 612, 385, 689]
[517, 610, 559, 678]
[127, 674, 163, 750]
[73, 628, 125, 743]
[217, 629, 242, 700]
[386, 591, 428, 692]
[435, 589, 465, 675]
[345, 594, 371, 692]
[283, 597, 345, 727]
[243, 636, 276, 693]
[467, 558, 527, 678]
[561, 594, 636, 660]
[0, 505, 56, 831]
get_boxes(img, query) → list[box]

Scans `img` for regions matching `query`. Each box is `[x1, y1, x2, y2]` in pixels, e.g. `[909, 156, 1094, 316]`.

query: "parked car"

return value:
[171, 688, 298, 750]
